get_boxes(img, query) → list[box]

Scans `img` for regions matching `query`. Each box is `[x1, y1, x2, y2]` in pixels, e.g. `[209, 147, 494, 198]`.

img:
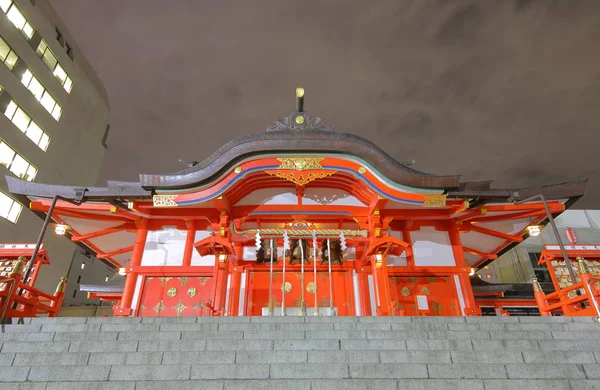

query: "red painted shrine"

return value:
[5, 89, 592, 317]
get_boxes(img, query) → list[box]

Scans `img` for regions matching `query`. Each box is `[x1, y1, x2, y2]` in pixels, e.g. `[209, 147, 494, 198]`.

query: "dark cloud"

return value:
[51, 0, 600, 208]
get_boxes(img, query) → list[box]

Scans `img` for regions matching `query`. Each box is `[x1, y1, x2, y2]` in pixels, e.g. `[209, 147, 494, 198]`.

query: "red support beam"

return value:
[467, 224, 523, 243]
[462, 246, 498, 260]
[71, 223, 136, 242]
[97, 245, 135, 259]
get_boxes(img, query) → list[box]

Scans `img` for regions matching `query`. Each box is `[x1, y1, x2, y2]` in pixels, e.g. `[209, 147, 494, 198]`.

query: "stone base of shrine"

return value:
[1, 315, 599, 388]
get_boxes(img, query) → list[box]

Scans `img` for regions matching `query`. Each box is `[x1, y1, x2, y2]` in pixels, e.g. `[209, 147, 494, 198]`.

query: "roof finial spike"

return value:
[296, 87, 305, 112]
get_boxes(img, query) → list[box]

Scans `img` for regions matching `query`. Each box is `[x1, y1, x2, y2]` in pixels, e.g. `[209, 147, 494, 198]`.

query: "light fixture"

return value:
[80, 262, 85, 270]
[105, 276, 109, 282]
[218, 254, 228, 262]
[469, 268, 475, 276]
[296, 87, 305, 98]
[527, 225, 541, 237]
[127, 201, 134, 209]
[118, 268, 126, 276]
[375, 253, 383, 263]
[54, 224, 68, 235]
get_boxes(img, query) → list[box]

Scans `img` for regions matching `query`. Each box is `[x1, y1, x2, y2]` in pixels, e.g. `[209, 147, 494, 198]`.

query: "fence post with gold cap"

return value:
[532, 278, 550, 316]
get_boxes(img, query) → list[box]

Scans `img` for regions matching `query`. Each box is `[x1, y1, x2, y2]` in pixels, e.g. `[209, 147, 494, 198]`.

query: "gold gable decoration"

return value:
[277, 157, 323, 170]
[153, 195, 178, 207]
[265, 157, 336, 186]
[266, 171, 335, 186]
[422, 194, 447, 207]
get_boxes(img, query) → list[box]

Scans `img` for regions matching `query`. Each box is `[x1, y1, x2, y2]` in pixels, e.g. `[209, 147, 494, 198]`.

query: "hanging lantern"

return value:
[54, 224, 68, 235]
[566, 227, 578, 244]
[527, 225, 541, 237]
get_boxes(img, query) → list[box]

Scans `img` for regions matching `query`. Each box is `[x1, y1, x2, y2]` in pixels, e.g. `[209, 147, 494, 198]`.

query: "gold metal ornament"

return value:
[277, 157, 324, 171]
[266, 170, 335, 186]
[401, 286, 411, 296]
[295, 116, 305, 124]
[153, 195, 178, 207]
[307, 282, 317, 293]
[420, 286, 430, 295]
[174, 300, 187, 316]
[281, 281, 292, 293]
[422, 193, 447, 207]
[234, 166, 242, 173]
[358, 167, 366, 174]
[167, 287, 178, 297]
[187, 287, 197, 297]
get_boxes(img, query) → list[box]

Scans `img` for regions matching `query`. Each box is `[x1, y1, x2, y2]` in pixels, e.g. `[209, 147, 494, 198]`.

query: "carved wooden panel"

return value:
[138, 276, 214, 317]
[245, 270, 354, 316]
[388, 276, 461, 316]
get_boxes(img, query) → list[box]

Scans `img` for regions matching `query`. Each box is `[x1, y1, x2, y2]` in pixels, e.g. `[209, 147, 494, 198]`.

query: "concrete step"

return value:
[0, 316, 599, 387]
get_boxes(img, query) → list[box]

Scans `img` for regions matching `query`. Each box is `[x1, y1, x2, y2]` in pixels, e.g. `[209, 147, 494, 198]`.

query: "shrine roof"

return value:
[138, 124, 461, 190]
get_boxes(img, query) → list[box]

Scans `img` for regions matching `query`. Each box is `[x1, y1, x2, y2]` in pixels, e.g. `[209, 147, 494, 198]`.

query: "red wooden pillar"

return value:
[227, 266, 242, 316]
[211, 259, 229, 315]
[371, 255, 392, 316]
[356, 266, 371, 316]
[448, 226, 481, 316]
[115, 218, 148, 316]
[182, 221, 196, 267]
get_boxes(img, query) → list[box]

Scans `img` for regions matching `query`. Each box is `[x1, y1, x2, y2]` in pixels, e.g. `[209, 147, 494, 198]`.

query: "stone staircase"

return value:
[1, 315, 599, 389]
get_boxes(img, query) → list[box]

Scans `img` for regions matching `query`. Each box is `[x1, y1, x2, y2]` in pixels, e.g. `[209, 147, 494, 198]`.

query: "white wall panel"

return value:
[411, 227, 455, 266]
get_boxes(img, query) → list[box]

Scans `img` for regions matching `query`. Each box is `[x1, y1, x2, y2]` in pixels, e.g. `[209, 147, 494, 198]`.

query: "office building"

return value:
[0, 0, 110, 295]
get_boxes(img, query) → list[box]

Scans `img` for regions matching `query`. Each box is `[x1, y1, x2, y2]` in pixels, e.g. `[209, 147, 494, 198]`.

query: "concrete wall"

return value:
[0, 0, 110, 294]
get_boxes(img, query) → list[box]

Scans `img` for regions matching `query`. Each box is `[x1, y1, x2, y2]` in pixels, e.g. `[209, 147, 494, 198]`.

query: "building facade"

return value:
[7, 88, 591, 317]
[0, 0, 110, 294]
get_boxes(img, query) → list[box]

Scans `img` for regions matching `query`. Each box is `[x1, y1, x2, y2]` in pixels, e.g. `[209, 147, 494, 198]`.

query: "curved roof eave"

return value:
[139, 129, 461, 190]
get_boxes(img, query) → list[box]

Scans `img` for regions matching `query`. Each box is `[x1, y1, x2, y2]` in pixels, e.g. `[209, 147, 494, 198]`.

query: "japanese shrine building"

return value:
[5, 89, 587, 317]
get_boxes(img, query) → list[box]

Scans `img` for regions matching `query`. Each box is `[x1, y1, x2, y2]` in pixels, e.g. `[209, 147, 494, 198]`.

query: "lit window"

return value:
[0, 139, 38, 181]
[35, 39, 73, 93]
[3, 2, 35, 40]
[11, 106, 31, 132]
[486, 274, 492, 279]
[51, 103, 62, 121]
[3, 99, 51, 151]
[20, 68, 62, 120]
[0, 35, 19, 70]
[0, 190, 23, 223]
[0, 0, 12, 12]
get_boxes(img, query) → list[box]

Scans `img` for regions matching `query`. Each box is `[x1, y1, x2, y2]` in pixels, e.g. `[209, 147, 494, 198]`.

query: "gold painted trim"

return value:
[422, 194, 447, 207]
[153, 195, 178, 207]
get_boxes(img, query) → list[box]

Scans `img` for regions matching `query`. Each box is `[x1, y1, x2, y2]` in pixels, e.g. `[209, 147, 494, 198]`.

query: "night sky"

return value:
[52, 1, 600, 208]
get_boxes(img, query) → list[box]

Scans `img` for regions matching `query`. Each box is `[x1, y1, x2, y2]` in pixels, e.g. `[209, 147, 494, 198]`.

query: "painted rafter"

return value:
[71, 223, 137, 242]
[47, 213, 123, 268]
[463, 246, 498, 260]
[96, 245, 135, 260]
[466, 224, 523, 243]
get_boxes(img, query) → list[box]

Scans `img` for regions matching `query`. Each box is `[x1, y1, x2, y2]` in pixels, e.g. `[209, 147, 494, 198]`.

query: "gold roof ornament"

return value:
[532, 278, 543, 293]
[578, 260, 590, 275]
[12, 259, 25, 275]
[56, 276, 67, 293]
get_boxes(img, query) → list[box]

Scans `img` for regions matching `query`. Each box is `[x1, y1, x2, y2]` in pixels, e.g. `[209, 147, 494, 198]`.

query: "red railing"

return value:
[534, 269, 600, 317]
[0, 262, 66, 322]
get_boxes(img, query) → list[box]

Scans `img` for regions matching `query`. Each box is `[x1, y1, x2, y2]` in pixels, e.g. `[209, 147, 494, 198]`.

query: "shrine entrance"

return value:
[244, 269, 356, 316]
